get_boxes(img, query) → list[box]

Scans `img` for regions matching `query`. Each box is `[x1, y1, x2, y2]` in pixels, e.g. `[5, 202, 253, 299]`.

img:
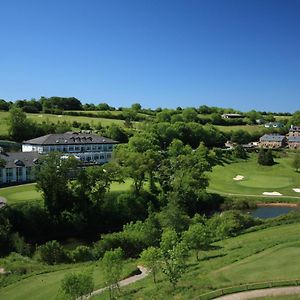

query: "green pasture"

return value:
[215, 124, 265, 133]
[26, 112, 126, 127]
[0, 110, 130, 138]
[208, 153, 300, 199]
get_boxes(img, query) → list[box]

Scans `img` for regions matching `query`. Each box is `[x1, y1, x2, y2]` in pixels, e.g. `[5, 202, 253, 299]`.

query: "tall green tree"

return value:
[35, 153, 80, 215]
[160, 229, 188, 290]
[183, 223, 211, 261]
[140, 246, 161, 283]
[101, 248, 124, 300]
[8, 107, 33, 142]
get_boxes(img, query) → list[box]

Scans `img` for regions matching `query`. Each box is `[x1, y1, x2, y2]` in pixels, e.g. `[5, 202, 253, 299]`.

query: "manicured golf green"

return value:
[208, 153, 300, 198]
[0, 183, 42, 204]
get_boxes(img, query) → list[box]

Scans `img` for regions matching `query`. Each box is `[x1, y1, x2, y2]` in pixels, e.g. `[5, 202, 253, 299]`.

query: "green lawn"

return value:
[208, 153, 300, 199]
[0, 183, 42, 204]
[0, 260, 137, 300]
[0, 180, 134, 204]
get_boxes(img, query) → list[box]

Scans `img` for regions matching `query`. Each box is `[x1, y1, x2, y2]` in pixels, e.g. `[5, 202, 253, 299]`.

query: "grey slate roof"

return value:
[288, 136, 300, 143]
[260, 134, 286, 142]
[0, 152, 41, 168]
[23, 132, 118, 145]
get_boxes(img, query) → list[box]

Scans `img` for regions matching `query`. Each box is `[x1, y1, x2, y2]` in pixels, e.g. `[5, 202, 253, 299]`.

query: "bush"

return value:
[60, 271, 94, 300]
[38, 240, 69, 265]
[70, 246, 94, 263]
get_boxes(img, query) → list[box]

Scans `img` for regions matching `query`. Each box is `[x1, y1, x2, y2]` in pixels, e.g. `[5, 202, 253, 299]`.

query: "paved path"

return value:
[214, 286, 300, 299]
[81, 266, 149, 299]
[0, 196, 6, 208]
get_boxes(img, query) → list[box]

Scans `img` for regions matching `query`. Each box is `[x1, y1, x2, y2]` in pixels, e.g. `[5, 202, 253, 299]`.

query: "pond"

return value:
[249, 205, 300, 219]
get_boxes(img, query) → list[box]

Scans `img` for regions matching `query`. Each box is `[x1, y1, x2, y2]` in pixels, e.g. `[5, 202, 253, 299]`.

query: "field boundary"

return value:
[197, 279, 300, 299]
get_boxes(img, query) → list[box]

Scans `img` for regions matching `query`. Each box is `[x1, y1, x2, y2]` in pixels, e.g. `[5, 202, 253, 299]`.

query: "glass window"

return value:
[6, 168, 13, 183]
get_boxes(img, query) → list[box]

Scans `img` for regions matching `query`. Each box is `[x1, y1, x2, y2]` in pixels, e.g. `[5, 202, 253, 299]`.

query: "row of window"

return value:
[0, 167, 32, 183]
[38, 144, 114, 153]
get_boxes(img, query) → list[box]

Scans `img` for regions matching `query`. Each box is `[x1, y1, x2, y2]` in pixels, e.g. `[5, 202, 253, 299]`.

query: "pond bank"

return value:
[257, 202, 299, 207]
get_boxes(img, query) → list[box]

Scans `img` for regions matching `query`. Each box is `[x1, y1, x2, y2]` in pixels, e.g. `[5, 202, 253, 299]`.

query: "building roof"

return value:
[288, 136, 300, 143]
[23, 132, 118, 145]
[260, 134, 286, 142]
[0, 151, 41, 168]
[290, 125, 300, 132]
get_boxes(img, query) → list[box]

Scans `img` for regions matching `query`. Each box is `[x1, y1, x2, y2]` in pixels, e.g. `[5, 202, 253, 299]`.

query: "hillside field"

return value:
[2, 220, 300, 299]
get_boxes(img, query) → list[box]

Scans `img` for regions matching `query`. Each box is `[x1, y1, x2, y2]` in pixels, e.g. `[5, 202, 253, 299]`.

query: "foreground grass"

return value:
[2, 217, 300, 299]
[208, 153, 300, 199]
[0, 260, 137, 300]
[94, 222, 300, 299]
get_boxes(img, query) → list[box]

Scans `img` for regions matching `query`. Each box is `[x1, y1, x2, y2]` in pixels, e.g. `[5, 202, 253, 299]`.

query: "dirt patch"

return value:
[262, 192, 282, 196]
[0, 267, 6, 274]
[233, 175, 244, 181]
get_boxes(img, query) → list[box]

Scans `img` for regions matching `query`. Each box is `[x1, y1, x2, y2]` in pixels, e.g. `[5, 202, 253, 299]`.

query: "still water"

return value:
[249, 206, 299, 219]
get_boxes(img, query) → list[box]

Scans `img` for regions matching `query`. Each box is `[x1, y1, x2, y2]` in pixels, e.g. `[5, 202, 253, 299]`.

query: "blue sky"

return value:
[0, 0, 299, 112]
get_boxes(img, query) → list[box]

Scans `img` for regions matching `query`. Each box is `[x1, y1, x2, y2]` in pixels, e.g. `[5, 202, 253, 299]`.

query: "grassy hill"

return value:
[0, 110, 132, 138]
[2, 219, 300, 299]
[95, 221, 300, 299]
[208, 152, 300, 200]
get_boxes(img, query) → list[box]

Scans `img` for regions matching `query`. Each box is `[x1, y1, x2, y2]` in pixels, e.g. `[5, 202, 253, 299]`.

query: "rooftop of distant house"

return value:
[259, 134, 286, 142]
[0, 151, 41, 168]
[221, 113, 244, 118]
[23, 132, 118, 145]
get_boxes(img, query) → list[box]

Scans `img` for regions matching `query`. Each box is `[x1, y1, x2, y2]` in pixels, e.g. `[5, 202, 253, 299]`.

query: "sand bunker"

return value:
[293, 188, 300, 193]
[0, 268, 5, 274]
[262, 192, 282, 196]
[233, 175, 244, 181]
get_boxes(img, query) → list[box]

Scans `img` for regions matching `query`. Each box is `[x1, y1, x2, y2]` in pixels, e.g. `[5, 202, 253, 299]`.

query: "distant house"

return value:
[264, 122, 284, 128]
[0, 151, 40, 184]
[288, 125, 300, 137]
[221, 113, 243, 119]
[259, 134, 286, 149]
[287, 136, 300, 149]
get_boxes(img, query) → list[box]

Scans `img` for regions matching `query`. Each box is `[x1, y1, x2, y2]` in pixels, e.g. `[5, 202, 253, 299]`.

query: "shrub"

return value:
[38, 240, 69, 265]
[70, 245, 94, 263]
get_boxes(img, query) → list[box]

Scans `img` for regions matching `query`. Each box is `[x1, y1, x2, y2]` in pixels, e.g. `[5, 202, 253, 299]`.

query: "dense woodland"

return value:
[1, 98, 300, 298]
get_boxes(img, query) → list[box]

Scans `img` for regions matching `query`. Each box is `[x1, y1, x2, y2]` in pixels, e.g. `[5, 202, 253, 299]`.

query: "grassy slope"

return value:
[0, 110, 130, 138]
[2, 199, 300, 299]
[0, 260, 137, 300]
[208, 153, 300, 199]
[94, 222, 300, 300]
